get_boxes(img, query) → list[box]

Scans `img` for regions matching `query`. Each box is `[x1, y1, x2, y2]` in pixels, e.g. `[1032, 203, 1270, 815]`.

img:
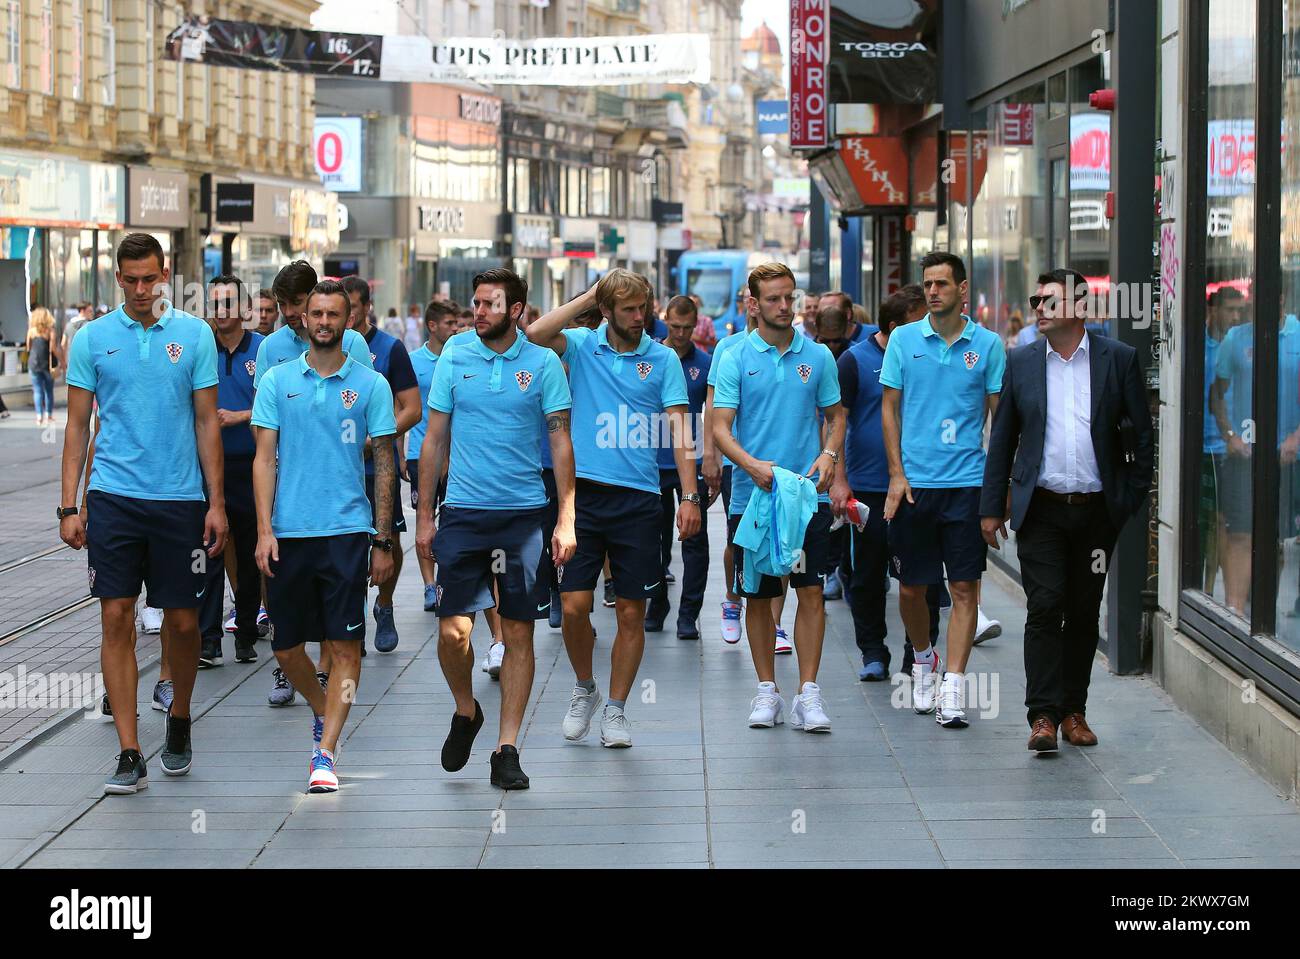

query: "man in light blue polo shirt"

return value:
[252, 280, 396, 795]
[406, 298, 459, 612]
[60, 232, 227, 795]
[414, 268, 575, 790]
[527, 269, 700, 749]
[881, 251, 1006, 728]
[713, 262, 844, 734]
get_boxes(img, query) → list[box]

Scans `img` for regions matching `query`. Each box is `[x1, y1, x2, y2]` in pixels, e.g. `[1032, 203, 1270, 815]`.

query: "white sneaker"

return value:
[600, 707, 632, 748]
[789, 681, 831, 732]
[974, 607, 1002, 645]
[774, 627, 792, 654]
[912, 655, 940, 714]
[747, 681, 785, 728]
[486, 641, 505, 679]
[562, 684, 603, 740]
[936, 672, 968, 728]
[140, 606, 163, 634]
[721, 601, 743, 644]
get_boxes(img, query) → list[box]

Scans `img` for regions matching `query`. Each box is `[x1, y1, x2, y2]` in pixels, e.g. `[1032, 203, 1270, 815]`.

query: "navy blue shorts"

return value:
[433, 505, 550, 621]
[562, 479, 662, 599]
[721, 465, 733, 517]
[366, 470, 406, 534]
[407, 459, 446, 514]
[265, 533, 370, 650]
[727, 504, 832, 598]
[85, 491, 208, 609]
[887, 486, 987, 585]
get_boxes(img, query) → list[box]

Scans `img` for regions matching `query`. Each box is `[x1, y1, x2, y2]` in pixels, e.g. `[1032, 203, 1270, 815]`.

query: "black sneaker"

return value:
[602, 580, 616, 607]
[198, 638, 223, 668]
[665, 569, 676, 584]
[644, 597, 670, 632]
[676, 615, 700, 641]
[234, 638, 257, 663]
[99, 693, 137, 722]
[490, 744, 530, 790]
[440, 700, 484, 772]
[160, 712, 192, 776]
[317, 671, 329, 692]
[103, 749, 148, 795]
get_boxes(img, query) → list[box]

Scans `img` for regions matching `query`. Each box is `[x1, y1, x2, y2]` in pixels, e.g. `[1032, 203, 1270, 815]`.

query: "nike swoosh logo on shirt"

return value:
[873, 368, 883, 373]
[747, 370, 759, 376]
[463, 373, 476, 379]
[106, 349, 120, 355]
[347, 622, 363, 631]
[912, 353, 926, 359]
[287, 393, 302, 398]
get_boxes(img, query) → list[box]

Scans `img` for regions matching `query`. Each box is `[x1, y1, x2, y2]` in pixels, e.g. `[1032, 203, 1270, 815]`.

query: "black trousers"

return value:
[845, 490, 941, 669]
[200, 461, 260, 646]
[656, 467, 709, 621]
[1016, 490, 1117, 726]
[541, 468, 560, 594]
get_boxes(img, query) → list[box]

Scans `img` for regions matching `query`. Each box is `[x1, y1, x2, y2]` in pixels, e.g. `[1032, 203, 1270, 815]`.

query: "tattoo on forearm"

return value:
[547, 412, 569, 434]
[374, 441, 395, 535]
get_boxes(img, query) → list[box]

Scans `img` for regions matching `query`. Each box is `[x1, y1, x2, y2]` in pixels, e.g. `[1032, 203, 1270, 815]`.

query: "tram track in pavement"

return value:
[0, 543, 93, 648]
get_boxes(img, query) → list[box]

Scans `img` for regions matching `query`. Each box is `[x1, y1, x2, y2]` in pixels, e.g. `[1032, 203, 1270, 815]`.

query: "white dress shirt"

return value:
[1038, 332, 1103, 493]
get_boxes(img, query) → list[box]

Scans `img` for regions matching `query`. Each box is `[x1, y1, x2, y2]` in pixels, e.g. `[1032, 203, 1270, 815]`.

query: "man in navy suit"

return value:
[980, 269, 1153, 753]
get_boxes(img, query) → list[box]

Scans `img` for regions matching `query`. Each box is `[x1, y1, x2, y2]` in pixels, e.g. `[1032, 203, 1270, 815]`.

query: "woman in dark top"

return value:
[26, 307, 61, 427]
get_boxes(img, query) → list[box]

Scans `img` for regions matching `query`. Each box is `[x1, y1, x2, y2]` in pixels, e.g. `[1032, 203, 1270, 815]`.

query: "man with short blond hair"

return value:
[527, 269, 700, 748]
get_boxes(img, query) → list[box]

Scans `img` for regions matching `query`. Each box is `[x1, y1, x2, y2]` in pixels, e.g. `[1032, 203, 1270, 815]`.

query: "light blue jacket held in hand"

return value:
[731, 466, 818, 594]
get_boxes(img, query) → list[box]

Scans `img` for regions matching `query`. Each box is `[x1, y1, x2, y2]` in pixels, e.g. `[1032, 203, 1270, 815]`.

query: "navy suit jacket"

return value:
[980, 333, 1154, 531]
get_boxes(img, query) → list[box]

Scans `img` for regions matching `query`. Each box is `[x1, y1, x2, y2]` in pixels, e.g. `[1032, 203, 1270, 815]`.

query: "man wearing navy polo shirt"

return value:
[648, 295, 712, 639]
[60, 232, 227, 795]
[253, 261, 372, 706]
[253, 280, 397, 794]
[527, 269, 700, 749]
[713, 262, 845, 733]
[341, 276, 421, 654]
[881, 251, 1006, 728]
[415, 268, 575, 789]
[198, 275, 262, 669]
[407, 299, 459, 612]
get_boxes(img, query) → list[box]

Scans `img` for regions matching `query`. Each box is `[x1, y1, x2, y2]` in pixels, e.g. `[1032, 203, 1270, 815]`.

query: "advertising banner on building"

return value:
[128, 166, 188, 229]
[0, 150, 123, 228]
[829, 0, 939, 104]
[839, 136, 908, 207]
[167, 17, 711, 86]
[1070, 112, 1110, 192]
[790, 0, 829, 149]
[314, 118, 363, 193]
[1207, 118, 1256, 197]
[757, 100, 790, 135]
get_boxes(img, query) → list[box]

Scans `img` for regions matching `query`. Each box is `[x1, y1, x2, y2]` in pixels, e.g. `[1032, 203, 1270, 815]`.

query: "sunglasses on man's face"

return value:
[1028, 294, 1059, 310]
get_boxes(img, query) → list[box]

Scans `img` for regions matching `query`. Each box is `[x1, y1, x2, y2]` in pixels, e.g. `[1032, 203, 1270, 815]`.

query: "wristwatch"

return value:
[821, 449, 840, 463]
[682, 492, 702, 506]
[370, 536, 393, 552]
[56, 506, 79, 519]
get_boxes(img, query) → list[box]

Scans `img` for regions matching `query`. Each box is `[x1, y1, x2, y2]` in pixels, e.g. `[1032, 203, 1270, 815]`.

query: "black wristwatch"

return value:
[56, 506, 79, 519]
[371, 536, 393, 552]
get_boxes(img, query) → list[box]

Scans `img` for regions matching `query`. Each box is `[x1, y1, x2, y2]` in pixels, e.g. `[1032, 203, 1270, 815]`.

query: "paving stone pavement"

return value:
[3, 502, 1300, 869]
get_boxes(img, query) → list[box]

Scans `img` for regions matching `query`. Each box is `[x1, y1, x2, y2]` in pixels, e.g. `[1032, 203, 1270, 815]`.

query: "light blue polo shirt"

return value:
[1216, 315, 1300, 446]
[250, 354, 396, 538]
[713, 329, 841, 515]
[707, 328, 750, 467]
[406, 344, 440, 460]
[251, 323, 373, 389]
[429, 330, 570, 510]
[879, 314, 1006, 488]
[66, 305, 218, 501]
[562, 324, 689, 496]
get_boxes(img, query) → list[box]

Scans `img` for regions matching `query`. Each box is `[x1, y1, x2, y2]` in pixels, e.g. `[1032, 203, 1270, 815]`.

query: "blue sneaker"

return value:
[308, 748, 339, 793]
[423, 583, 438, 612]
[373, 602, 398, 652]
[312, 714, 324, 750]
[859, 661, 889, 682]
[151, 679, 174, 712]
[822, 572, 843, 601]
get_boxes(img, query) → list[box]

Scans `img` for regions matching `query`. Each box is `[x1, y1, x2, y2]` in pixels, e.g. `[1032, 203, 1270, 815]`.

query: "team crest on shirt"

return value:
[341, 389, 359, 410]
[635, 361, 653, 381]
[370, 352, 377, 363]
[963, 351, 980, 370]
[244, 359, 256, 377]
[515, 370, 534, 392]
[688, 366, 701, 381]
[165, 342, 183, 363]
[796, 363, 812, 383]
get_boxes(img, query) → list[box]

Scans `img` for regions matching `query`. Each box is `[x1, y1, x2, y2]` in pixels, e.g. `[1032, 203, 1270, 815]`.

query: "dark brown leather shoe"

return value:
[1061, 712, 1098, 746]
[1027, 715, 1058, 752]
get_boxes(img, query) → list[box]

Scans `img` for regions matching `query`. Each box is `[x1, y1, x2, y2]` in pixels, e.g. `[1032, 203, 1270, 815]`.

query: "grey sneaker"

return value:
[600, 707, 633, 748]
[103, 749, 148, 795]
[562, 685, 603, 741]
[268, 668, 296, 707]
[373, 602, 399, 652]
[151, 680, 174, 712]
[160, 713, 192, 776]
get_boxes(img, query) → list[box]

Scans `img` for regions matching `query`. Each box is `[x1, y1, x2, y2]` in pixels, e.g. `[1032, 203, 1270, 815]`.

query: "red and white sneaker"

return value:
[308, 747, 339, 794]
[721, 601, 743, 644]
[774, 627, 793, 655]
